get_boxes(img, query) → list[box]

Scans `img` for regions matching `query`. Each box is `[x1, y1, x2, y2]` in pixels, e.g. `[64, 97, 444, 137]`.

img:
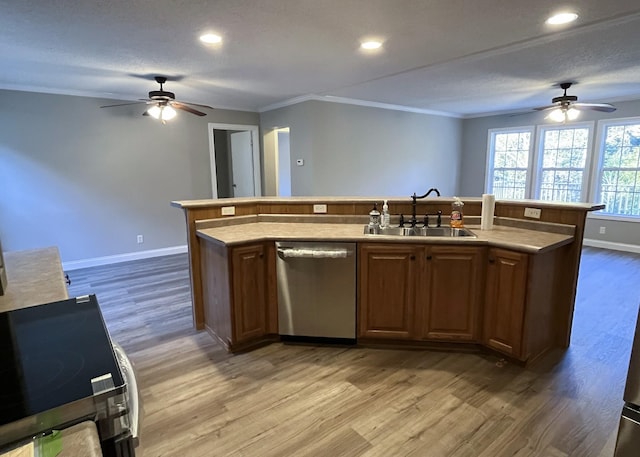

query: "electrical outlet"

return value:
[524, 207, 541, 219]
[137, 235, 143, 244]
[313, 204, 327, 214]
[599, 226, 606, 234]
[221, 206, 236, 216]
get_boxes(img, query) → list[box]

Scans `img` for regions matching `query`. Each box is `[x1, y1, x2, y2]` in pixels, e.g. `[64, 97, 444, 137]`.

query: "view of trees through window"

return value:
[490, 130, 531, 199]
[539, 127, 589, 203]
[600, 123, 640, 216]
[487, 118, 640, 219]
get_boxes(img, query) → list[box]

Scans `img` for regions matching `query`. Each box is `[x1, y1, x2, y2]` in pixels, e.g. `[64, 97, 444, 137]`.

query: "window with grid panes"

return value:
[596, 120, 640, 217]
[537, 126, 591, 202]
[487, 128, 532, 199]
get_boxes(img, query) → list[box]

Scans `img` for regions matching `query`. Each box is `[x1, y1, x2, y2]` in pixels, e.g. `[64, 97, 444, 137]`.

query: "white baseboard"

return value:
[583, 239, 640, 254]
[62, 245, 188, 271]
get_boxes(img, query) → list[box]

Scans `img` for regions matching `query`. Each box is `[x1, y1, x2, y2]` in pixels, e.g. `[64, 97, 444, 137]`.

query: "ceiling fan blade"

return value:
[100, 101, 146, 108]
[174, 100, 214, 110]
[533, 105, 558, 111]
[573, 103, 617, 113]
[171, 102, 207, 116]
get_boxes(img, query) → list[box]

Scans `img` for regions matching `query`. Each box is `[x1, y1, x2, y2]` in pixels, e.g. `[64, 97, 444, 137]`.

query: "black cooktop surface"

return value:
[0, 295, 124, 426]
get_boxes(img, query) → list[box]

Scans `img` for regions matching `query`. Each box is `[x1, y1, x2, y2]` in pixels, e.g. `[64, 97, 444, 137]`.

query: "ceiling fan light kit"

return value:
[147, 104, 177, 123]
[535, 82, 616, 123]
[100, 76, 213, 123]
[547, 107, 580, 123]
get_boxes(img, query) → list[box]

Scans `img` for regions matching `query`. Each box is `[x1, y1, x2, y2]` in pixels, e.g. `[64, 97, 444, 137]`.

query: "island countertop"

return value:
[0, 247, 68, 313]
[172, 196, 604, 211]
[196, 218, 574, 254]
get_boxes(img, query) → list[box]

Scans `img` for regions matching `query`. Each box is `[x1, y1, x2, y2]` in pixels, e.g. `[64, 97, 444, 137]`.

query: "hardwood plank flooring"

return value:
[66, 247, 640, 457]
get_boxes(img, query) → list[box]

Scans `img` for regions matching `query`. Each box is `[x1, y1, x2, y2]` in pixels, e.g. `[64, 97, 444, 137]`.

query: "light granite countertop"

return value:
[197, 220, 575, 254]
[1, 421, 102, 457]
[0, 247, 68, 313]
[173, 196, 604, 211]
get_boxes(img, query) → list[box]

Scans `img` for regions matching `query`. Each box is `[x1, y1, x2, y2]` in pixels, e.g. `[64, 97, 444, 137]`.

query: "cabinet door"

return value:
[358, 244, 417, 339]
[231, 244, 267, 343]
[420, 246, 483, 341]
[483, 248, 528, 357]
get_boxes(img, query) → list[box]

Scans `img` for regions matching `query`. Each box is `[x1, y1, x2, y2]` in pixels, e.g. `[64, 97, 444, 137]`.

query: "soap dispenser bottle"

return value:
[368, 203, 381, 230]
[381, 200, 390, 228]
[450, 197, 464, 228]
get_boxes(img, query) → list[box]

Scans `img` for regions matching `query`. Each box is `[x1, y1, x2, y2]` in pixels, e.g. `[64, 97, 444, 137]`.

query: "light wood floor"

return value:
[66, 247, 640, 457]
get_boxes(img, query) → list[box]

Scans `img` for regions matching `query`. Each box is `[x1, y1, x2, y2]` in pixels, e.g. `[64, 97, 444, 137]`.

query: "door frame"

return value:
[208, 123, 262, 198]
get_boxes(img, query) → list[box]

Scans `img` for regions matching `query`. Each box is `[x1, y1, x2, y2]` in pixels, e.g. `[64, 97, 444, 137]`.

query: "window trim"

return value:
[590, 116, 640, 220]
[532, 121, 595, 202]
[485, 126, 534, 198]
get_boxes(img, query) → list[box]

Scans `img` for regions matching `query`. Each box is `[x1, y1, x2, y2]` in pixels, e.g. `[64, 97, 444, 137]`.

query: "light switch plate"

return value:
[221, 206, 236, 216]
[524, 207, 541, 219]
[313, 204, 327, 213]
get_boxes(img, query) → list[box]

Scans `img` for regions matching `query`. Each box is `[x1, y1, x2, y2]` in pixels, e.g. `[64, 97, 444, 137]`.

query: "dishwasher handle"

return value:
[277, 247, 353, 259]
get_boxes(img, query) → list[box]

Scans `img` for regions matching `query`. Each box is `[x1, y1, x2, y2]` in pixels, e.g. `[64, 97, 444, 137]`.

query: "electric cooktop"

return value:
[0, 295, 125, 449]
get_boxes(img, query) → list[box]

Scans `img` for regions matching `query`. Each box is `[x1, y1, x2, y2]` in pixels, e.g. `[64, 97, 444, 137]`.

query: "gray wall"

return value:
[460, 99, 640, 247]
[260, 100, 463, 197]
[0, 89, 258, 263]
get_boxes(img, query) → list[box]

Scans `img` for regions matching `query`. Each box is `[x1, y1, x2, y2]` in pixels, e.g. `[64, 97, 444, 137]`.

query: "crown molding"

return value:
[259, 94, 460, 118]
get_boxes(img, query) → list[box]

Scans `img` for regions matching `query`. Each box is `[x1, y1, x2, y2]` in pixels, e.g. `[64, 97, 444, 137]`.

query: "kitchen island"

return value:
[172, 197, 603, 363]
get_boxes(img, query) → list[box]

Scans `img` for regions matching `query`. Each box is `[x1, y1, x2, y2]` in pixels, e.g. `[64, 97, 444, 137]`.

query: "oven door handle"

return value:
[112, 342, 142, 446]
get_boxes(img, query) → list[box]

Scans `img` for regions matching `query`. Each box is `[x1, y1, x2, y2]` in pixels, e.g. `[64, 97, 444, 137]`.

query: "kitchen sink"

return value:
[364, 225, 476, 238]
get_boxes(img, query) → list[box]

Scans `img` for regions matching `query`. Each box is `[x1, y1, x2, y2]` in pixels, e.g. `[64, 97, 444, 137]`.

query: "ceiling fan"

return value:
[100, 76, 213, 123]
[534, 82, 616, 122]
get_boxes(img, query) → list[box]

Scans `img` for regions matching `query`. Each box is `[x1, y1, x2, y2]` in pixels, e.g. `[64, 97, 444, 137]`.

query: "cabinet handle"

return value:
[259, 253, 264, 258]
[426, 255, 432, 260]
[488, 258, 495, 264]
[410, 255, 416, 260]
[65, 273, 71, 285]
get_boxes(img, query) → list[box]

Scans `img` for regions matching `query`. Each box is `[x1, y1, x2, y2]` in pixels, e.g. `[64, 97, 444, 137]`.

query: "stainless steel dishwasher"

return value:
[276, 241, 356, 342]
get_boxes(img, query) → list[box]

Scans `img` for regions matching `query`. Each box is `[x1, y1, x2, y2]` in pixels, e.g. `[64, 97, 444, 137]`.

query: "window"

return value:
[486, 128, 532, 199]
[595, 120, 640, 217]
[536, 126, 591, 202]
[486, 124, 593, 202]
[486, 118, 640, 220]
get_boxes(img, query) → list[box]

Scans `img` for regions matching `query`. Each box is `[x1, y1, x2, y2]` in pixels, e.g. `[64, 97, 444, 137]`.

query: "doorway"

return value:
[208, 123, 262, 198]
[263, 127, 292, 196]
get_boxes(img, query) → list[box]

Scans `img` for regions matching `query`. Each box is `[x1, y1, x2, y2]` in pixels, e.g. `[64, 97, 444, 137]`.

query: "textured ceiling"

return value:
[2, 0, 640, 117]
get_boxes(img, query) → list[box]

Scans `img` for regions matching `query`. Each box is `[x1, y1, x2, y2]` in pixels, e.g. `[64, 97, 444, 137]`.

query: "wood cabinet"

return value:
[483, 247, 559, 361]
[231, 244, 268, 343]
[418, 246, 484, 341]
[199, 236, 560, 361]
[358, 244, 418, 339]
[358, 243, 483, 343]
[199, 240, 277, 351]
[483, 248, 528, 356]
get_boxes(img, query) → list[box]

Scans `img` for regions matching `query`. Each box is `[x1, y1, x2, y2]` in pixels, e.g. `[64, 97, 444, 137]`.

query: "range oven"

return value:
[0, 295, 140, 456]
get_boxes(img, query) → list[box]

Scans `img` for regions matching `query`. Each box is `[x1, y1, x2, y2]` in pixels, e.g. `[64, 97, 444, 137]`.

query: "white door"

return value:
[208, 123, 261, 199]
[230, 131, 255, 197]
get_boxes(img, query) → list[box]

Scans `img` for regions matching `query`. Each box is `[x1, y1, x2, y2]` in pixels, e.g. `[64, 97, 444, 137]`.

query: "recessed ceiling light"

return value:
[200, 33, 222, 44]
[546, 12, 578, 25]
[361, 40, 383, 50]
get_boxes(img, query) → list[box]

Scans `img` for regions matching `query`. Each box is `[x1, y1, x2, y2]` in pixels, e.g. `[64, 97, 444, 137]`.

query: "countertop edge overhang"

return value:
[196, 221, 575, 254]
[172, 196, 605, 212]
